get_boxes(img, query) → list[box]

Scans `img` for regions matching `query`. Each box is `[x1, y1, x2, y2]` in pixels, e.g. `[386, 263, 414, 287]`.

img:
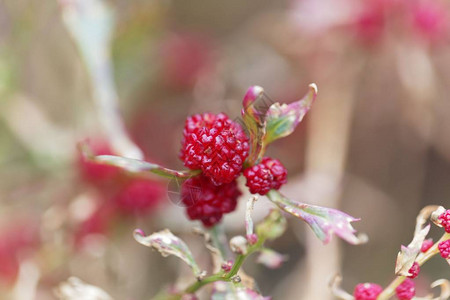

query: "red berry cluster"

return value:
[395, 279, 415, 300]
[180, 113, 249, 186]
[353, 283, 382, 300]
[181, 174, 240, 227]
[438, 239, 450, 259]
[178, 113, 288, 227]
[438, 209, 450, 233]
[243, 157, 287, 195]
[76, 140, 165, 247]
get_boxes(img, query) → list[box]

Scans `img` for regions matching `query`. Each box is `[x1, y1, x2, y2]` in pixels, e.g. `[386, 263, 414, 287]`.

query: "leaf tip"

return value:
[243, 85, 264, 108]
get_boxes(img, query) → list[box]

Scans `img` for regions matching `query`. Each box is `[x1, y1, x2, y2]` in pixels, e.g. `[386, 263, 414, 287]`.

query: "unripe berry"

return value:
[395, 279, 415, 300]
[353, 282, 383, 300]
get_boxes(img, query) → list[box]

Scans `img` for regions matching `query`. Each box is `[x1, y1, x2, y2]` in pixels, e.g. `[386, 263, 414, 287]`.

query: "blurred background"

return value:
[0, 0, 449, 299]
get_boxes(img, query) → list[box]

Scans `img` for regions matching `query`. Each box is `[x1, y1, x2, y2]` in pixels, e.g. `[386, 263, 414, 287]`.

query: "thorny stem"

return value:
[377, 232, 450, 300]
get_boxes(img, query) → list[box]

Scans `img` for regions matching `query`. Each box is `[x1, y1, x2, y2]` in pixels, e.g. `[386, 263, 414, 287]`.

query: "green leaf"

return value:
[395, 225, 430, 276]
[79, 141, 199, 179]
[265, 83, 317, 144]
[241, 86, 268, 165]
[267, 190, 366, 245]
[134, 229, 205, 280]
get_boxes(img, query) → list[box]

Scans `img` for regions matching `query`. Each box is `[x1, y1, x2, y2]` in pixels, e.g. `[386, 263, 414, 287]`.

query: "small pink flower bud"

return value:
[247, 233, 258, 245]
[221, 260, 233, 272]
[353, 282, 383, 300]
[407, 262, 420, 279]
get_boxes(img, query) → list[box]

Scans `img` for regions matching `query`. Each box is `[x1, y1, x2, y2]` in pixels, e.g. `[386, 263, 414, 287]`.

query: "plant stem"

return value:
[184, 273, 226, 294]
[377, 232, 449, 300]
[209, 224, 230, 259]
[174, 238, 263, 298]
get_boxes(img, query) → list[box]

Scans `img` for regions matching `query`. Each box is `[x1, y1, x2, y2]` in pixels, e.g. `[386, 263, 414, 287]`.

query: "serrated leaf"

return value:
[395, 205, 441, 277]
[265, 84, 317, 144]
[267, 190, 366, 245]
[395, 225, 430, 276]
[256, 248, 287, 269]
[79, 142, 198, 179]
[256, 209, 287, 241]
[212, 283, 270, 300]
[133, 229, 205, 279]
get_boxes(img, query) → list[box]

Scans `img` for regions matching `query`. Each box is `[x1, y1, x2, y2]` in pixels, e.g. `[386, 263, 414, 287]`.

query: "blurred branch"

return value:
[60, 0, 143, 159]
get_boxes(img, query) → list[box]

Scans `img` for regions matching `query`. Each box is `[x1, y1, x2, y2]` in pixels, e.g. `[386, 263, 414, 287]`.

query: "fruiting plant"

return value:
[331, 206, 450, 300]
[82, 84, 371, 298]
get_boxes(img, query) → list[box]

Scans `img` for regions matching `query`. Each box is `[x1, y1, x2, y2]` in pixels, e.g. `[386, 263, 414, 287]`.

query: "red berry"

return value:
[407, 262, 420, 279]
[438, 239, 450, 259]
[114, 179, 164, 215]
[395, 279, 415, 300]
[353, 283, 383, 300]
[438, 209, 450, 233]
[180, 113, 249, 186]
[181, 174, 241, 227]
[421, 238, 433, 252]
[244, 157, 288, 195]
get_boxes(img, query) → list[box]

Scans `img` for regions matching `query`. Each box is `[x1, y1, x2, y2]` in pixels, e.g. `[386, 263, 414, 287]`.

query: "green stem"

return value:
[209, 225, 230, 259]
[176, 238, 264, 298]
[377, 232, 449, 300]
[184, 273, 226, 294]
[225, 254, 247, 279]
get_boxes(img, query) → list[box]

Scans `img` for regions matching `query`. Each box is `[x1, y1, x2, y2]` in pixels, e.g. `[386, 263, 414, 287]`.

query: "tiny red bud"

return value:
[221, 260, 233, 272]
[421, 238, 433, 253]
[407, 262, 420, 279]
[247, 233, 258, 245]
